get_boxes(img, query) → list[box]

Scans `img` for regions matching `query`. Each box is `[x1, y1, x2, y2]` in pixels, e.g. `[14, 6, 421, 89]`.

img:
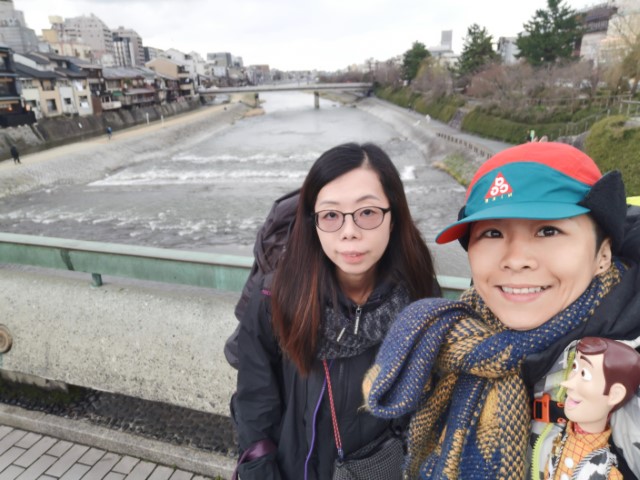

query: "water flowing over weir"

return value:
[0, 92, 469, 276]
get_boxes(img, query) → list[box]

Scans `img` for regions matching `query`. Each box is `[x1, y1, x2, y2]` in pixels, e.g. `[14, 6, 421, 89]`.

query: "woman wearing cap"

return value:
[363, 142, 640, 479]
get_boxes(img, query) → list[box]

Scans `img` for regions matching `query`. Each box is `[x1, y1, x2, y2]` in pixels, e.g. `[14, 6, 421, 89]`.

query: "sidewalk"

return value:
[0, 404, 235, 480]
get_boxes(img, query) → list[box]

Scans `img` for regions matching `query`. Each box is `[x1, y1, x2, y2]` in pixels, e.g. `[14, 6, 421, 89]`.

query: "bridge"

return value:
[199, 82, 373, 108]
[0, 232, 469, 418]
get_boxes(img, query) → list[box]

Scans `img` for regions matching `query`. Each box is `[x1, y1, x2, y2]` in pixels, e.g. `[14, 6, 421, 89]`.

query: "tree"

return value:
[516, 0, 582, 66]
[402, 41, 430, 83]
[457, 24, 499, 77]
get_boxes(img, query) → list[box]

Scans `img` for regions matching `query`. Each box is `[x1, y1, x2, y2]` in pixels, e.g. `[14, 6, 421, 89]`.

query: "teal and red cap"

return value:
[435, 142, 627, 250]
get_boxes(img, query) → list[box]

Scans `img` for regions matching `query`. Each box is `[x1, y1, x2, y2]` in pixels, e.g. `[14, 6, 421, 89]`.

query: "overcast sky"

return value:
[16, 0, 596, 71]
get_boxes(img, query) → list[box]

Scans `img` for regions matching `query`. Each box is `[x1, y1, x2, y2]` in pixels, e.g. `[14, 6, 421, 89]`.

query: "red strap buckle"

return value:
[532, 393, 551, 422]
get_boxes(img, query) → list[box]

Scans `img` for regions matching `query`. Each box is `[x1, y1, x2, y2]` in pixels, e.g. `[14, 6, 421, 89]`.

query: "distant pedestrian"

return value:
[106, 126, 112, 140]
[10, 145, 20, 165]
[526, 129, 536, 142]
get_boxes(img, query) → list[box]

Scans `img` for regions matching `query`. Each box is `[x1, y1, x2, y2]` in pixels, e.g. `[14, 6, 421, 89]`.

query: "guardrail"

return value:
[436, 132, 493, 159]
[0, 232, 469, 298]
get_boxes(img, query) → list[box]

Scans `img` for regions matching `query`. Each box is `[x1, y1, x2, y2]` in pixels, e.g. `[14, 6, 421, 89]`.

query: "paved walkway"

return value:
[0, 426, 210, 480]
[0, 404, 234, 480]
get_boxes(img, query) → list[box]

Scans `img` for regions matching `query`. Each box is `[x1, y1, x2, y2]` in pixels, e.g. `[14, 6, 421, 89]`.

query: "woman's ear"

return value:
[596, 238, 612, 273]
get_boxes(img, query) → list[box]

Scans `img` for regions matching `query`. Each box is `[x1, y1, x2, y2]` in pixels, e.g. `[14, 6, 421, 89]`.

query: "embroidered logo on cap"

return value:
[484, 172, 513, 202]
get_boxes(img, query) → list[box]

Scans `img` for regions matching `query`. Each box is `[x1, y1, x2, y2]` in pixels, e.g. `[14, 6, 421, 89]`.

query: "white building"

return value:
[497, 37, 520, 65]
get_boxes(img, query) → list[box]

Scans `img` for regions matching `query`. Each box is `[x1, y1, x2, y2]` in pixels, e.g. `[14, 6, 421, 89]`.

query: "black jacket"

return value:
[234, 281, 405, 480]
[523, 206, 640, 479]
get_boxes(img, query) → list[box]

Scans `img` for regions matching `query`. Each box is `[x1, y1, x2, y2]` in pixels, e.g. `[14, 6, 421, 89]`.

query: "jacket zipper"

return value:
[336, 304, 363, 342]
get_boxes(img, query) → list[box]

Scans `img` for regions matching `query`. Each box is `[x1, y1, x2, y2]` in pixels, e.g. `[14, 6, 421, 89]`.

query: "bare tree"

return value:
[411, 58, 454, 98]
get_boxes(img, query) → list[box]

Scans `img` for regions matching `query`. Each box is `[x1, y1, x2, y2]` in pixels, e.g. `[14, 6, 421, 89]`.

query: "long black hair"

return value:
[271, 142, 438, 374]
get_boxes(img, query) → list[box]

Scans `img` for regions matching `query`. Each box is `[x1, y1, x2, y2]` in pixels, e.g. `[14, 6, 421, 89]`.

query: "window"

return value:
[46, 99, 57, 112]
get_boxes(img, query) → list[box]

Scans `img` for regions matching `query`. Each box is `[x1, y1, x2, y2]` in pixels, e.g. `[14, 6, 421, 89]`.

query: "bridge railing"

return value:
[0, 232, 469, 298]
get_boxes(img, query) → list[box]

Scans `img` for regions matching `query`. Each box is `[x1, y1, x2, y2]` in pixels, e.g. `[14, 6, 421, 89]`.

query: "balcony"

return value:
[101, 101, 122, 110]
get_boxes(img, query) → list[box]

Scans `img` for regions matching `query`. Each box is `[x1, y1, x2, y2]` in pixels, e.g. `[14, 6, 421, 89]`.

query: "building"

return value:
[497, 37, 520, 65]
[428, 30, 458, 67]
[14, 52, 94, 118]
[0, 44, 34, 126]
[61, 14, 114, 65]
[578, 2, 619, 65]
[0, 0, 38, 54]
[102, 66, 157, 108]
[145, 57, 195, 100]
[143, 46, 162, 62]
[577, 0, 640, 66]
[207, 52, 232, 68]
[112, 27, 144, 66]
[41, 16, 93, 60]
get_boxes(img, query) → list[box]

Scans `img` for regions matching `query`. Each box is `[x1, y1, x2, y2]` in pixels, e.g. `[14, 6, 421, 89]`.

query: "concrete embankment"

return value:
[0, 99, 257, 198]
[0, 99, 206, 163]
[0, 265, 240, 417]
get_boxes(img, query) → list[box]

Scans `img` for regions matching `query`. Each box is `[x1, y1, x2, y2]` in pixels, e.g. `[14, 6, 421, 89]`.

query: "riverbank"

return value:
[0, 95, 265, 197]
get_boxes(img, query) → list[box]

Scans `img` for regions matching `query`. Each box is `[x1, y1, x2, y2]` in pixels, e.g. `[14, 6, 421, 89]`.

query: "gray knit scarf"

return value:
[316, 284, 410, 360]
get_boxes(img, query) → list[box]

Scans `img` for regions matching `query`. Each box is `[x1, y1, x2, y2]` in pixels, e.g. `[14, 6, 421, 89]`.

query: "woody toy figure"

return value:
[545, 337, 640, 479]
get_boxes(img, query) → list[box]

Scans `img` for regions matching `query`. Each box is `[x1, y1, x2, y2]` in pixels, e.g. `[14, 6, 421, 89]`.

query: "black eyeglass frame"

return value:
[312, 206, 392, 232]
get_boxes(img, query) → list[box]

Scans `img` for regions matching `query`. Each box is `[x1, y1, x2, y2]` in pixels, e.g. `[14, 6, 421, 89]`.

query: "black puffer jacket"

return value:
[233, 280, 407, 480]
[523, 206, 640, 479]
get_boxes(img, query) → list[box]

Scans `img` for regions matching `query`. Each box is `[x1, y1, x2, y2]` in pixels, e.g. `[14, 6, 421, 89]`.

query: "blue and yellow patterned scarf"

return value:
[364, 262, 624, 479]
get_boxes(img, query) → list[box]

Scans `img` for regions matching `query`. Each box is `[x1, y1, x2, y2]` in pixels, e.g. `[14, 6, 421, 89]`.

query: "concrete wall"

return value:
[0, 267, 239, 417]
[0, 98, 203, 162]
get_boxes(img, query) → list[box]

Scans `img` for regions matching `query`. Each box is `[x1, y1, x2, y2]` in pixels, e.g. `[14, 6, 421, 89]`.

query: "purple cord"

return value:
[304, 361, 331, 480]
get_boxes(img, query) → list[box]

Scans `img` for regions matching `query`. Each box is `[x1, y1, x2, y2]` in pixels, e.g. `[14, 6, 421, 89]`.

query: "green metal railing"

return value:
[0, 233, 469, 298]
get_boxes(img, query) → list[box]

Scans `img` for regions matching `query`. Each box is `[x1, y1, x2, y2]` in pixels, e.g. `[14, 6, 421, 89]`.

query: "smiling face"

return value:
[314, 166, 392, 290]
[561, 352, 621, 433]
[467, 215, 611, 331]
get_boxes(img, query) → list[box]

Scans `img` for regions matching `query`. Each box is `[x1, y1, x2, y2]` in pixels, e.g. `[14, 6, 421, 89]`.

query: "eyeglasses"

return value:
[313, 206, 391, 232]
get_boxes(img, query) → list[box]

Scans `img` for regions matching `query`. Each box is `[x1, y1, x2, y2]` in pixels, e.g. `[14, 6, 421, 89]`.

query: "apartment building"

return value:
[0, 0, 38, 54]
[62, 14, 115, 65]
[112, 27, 145, 67]
[146, 57, 195, 99]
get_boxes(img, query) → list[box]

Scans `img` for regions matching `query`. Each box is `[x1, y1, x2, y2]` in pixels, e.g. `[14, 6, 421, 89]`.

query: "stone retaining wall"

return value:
[0, 99, 203, 162]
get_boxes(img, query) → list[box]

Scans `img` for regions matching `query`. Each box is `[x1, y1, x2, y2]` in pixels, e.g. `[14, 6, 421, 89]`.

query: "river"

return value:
[0, 92, 471, 276]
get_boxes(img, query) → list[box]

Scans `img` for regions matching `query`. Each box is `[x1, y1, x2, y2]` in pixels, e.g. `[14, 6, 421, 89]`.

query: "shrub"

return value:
[585, 115, 640, 195]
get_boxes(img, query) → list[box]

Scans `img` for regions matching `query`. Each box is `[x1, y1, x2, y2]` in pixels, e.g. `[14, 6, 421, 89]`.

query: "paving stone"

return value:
[45, 444, 90, 477]
[77, 447, 105, 466]
[147, 466, 173, 480]
[0, 465, 25, 480]
[14, 437, 57, 467]
[168, 471, 193, 480]
[13, 434, 41, 450]
[0, 430, 27, 456]
[103, 473, 126, 480]
[83, 452, 120, 478]
[124, 460, 155, 480]
[13, 454, 56, 480]
[0, 427, 13, 441]
[112, 456, 140, 475]
[58, 463, 90, 480]
[0, 447, 25, 473]
[46, 440, 73, 458]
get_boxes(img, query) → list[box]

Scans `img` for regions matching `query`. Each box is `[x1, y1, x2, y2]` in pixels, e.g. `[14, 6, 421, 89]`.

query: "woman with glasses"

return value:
[233, 142, 439, 480]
